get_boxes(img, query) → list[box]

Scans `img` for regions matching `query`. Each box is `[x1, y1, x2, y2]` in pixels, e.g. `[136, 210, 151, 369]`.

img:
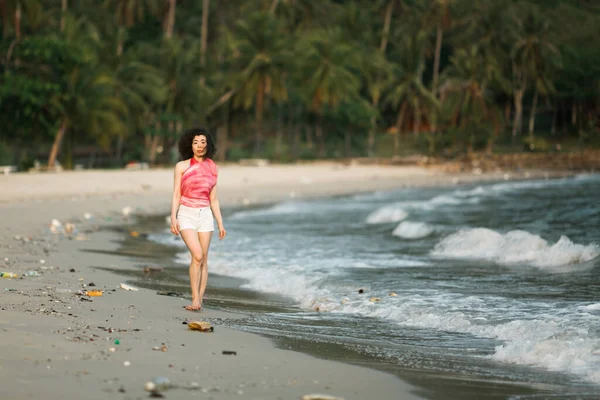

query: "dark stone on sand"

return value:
[222, 350, 237, 356]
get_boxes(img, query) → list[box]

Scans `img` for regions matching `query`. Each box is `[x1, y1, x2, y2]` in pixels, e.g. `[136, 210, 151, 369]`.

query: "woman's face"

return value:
[192, 135, 207, 157]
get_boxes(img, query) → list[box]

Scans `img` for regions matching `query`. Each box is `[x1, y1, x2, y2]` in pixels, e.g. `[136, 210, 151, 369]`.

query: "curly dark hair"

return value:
[177, 127, 216, 160]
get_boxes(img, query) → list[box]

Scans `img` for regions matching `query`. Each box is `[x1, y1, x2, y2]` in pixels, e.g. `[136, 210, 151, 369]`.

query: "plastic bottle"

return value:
[1, 272, 18, 278]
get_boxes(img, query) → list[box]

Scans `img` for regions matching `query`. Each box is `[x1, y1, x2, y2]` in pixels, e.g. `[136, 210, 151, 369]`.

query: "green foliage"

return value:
[0, 0, 598, 166]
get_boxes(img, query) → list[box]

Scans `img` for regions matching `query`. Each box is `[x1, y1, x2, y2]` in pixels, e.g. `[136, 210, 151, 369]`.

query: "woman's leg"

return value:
[180, 229, 204, 310]
[197, 231, 213, 308]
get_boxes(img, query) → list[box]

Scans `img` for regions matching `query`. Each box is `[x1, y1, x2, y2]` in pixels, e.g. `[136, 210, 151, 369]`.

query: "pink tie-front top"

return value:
[180, 157, 218, 208]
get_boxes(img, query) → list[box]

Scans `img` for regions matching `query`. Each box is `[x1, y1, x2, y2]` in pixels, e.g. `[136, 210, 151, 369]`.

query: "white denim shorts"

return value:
[177, 205, 214, 232]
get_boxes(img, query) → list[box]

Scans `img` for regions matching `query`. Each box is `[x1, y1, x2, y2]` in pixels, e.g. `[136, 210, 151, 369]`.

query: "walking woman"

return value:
[170, 127, 226, 311]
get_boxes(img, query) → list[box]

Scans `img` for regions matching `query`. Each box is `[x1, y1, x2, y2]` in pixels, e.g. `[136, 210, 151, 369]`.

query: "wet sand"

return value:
[0, 163, 570, 399]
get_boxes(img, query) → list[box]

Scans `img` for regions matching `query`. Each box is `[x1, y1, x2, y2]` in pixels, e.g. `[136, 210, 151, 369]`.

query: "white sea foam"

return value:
[365, 206, 408, 224]
[431, 228, 599, 268]
[229, 202, 308, 220]
[392, 221, 435, 239]
[579, 303, 600, 311]
[325, 292, 600, 384]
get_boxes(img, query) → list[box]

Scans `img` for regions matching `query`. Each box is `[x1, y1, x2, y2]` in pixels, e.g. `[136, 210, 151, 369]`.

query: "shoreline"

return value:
[0, 164, 582, 399]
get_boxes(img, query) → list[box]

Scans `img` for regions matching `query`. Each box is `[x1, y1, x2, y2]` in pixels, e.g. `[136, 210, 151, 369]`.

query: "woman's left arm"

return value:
[210, 184, 226, 240]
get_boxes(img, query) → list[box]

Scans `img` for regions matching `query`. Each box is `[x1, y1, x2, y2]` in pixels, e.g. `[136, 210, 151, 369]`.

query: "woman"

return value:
[170, 127, 226, 311]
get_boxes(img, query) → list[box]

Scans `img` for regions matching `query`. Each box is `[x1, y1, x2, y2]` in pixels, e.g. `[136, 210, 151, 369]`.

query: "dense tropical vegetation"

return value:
[0, 0, 598, 169]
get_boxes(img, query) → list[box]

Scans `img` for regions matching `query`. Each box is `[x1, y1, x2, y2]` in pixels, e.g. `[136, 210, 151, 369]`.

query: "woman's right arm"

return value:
[170, 162, 183, 235]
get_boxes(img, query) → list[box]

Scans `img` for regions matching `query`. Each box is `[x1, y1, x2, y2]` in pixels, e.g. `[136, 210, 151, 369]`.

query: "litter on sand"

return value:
[119, 283, 139, 291]
[187, 321, 213, 332]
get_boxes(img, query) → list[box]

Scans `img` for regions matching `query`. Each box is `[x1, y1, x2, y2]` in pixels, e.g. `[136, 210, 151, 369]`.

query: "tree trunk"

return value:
[292, 104, 301, 159]
[269, 0, 279, 14]
[394, 103, 407, 157]
[504, 101, 511, 127]
[48, 119, 67, 167]
[413, 104, 422, 137]
[571, 102, 577, 126]
[200, 0, 209, 84]
[306, 124, 313, 149]
[512, 88, 524, 139]
[275, 103, 283, 160]
[380, 1, 394, 53]
[206, 89, 237, 115]
[1, 0, 9, 38]
[254, 78, 265, 155]
[164, 0, 176, 39]
[216, 102, 230, 162]
[551, 102, 557, 135]
[528, 90, 538, 137]
[367, 97, 379, 157]
[344, 130, 352, 158]
[14, 2, 21, 40]
[60, 0, 67, 32]
[116, 26, 124, 56]
[432, 24, 443, 96]
[315, 114, 325, 157]
[115, 135, 124, 165]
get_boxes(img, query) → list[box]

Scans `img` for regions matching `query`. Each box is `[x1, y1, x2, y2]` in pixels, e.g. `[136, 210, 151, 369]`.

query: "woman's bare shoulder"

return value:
[175, 159, 190, 172]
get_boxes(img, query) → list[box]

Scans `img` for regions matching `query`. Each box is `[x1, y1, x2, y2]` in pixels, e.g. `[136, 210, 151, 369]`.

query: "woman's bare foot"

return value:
[185, 304, 201, 311]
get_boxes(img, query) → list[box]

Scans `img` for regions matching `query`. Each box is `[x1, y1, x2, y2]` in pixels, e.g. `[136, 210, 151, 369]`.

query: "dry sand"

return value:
[0, 162, 569, 400]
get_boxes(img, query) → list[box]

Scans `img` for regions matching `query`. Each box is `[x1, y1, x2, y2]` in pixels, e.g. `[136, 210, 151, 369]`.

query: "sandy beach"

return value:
[0, 162, 572, 400]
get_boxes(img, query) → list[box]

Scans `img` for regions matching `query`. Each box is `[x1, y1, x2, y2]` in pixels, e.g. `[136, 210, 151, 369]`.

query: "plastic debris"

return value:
[152, 345, 168, 352]
[119, 283, 138, 291]
[187, 321, 213, 332]
[64, 223, 76, 234]
[50, 219, 63, 234]
[122, 206, 133, 217]
[1, 272, 18, 278]
[129, 231, 139, 238]
[85, 290, 103, 297]
[24, 270, 40, 277]
[301, 395, 345, 400]
[222, 350, 236, 355]
[83, 213, 93, 220]
[144, 377, 172, 393]
[114, 339, 120, 345]
[123, 361, 131, 367]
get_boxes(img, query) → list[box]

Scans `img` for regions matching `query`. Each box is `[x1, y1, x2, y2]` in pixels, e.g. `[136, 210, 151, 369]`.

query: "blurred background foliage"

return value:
[0, 0, 598, 169]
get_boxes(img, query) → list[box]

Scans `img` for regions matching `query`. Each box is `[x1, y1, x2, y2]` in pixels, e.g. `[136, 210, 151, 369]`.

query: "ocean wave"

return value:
[316, 292, 600, 384]
[431, 228, 599, 268]
[392, 221, 435, 239]
[365, 206, 408, 224]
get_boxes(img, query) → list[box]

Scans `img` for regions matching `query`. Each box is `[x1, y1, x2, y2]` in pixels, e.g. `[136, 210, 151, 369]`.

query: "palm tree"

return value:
[48, 66, 128, 167]
[510, 5, 560, 139]
[441, 45, 502, 153]
[362, 50, 392, 156]
[226, 12, 289, 154]
[426, 0, 456, 96]
[1, 0, 40, 39]
[103, 0, 159, 55]
[385, 31, 438, 156]
[297, 27, 361, 157]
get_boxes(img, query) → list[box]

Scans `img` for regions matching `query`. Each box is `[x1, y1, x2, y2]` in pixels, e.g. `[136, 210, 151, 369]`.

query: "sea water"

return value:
[146, 174, 600, 391]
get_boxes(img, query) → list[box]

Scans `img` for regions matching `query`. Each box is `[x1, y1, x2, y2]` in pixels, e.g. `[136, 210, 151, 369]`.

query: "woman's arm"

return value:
[209, 184, 226, 240]
[170, 162, 184, 235]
